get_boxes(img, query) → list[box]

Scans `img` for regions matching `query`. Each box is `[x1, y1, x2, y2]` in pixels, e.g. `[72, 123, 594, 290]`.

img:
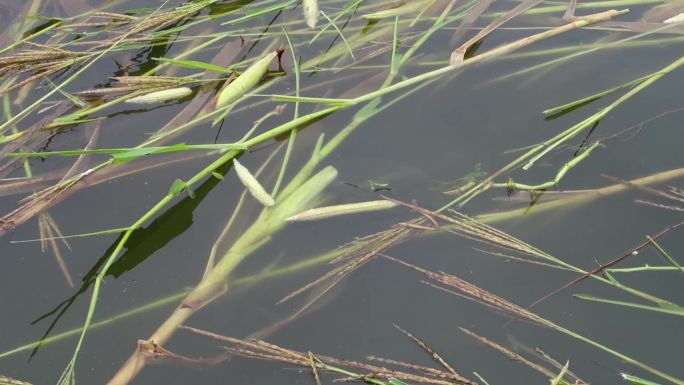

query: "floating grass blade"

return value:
[361, 0, 436, 20]
[286, 200, 398, 222]
[233, 159, 275, 207]
[124, 87, 192, 104]
[319, 10, 355, 61]
[574, 294, 684, 317]
[542, 74, 657, 116]
[152, 57, 235, 73]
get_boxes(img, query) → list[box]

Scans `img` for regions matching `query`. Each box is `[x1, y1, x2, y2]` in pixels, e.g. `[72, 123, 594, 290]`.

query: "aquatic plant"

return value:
[0, 1, 683, 385]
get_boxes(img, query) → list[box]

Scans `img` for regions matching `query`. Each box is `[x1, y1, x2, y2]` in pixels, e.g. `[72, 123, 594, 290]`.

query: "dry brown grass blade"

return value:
[78, 76, 187, 99]
[309, 351, 323, 385]
[636, 200, 684, 212]
[450, 0, 545, 66]
[0, 101, 73, 179]
[563, 0, 578, 21]
[279, 193, 558, 310]
[449, 0, 494, 46]
[382, 255, 553, 328]
[526, 219, 684, 309]
[277, 221, 423, 304]
[385, 197, 554, 264]
[392, 324, 462, 379]
[534, 348, 587, 384]
[0, 121, 101, 236]
[602, 174, 684, 205]
[0, 374, 33, 385]
[366, 356, 468, 383]
[181, 325, 477, 385]
[135, 339, 214, 365]
[39, 213, 74, 288]
[0, 48, 85, 95]
[458, 327, 561, 381]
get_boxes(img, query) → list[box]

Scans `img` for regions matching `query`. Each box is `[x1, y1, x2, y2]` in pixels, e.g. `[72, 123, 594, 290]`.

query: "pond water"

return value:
[1, 1, 683, 385]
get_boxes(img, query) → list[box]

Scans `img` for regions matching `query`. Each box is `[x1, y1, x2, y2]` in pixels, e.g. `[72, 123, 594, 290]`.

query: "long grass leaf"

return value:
[574, 294, 684, 316]
[622, 373, 663, 385]
[152, 57, 235, 73]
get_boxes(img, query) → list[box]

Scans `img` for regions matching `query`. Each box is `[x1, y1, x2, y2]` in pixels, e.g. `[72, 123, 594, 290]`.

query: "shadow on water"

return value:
[27, 160, 233, 359]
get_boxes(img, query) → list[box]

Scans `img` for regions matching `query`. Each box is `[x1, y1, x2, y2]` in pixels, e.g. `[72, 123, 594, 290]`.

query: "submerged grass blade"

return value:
[574, 294, 684, 316]
[361, 0, 436, 20]
[622, 373, 664, 385]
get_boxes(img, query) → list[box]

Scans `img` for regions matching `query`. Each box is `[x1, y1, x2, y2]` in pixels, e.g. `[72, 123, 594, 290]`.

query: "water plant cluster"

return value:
[1, 1, 683, 385]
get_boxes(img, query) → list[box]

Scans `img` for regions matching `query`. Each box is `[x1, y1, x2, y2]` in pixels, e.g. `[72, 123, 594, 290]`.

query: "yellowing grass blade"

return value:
[233, 159, 275, 207]
[286, 199, 398, 222]
[303, 0, 320, 28]
[124, 87, 192, 104]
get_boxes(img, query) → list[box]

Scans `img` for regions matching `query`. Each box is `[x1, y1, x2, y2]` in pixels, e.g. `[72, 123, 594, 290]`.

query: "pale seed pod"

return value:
[233, 159, 275, 207]
[286, 199, 398, 222]
[303, 0, 319, 29]
[125, 87, 192, 104]
[215, 51, 278, 109]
